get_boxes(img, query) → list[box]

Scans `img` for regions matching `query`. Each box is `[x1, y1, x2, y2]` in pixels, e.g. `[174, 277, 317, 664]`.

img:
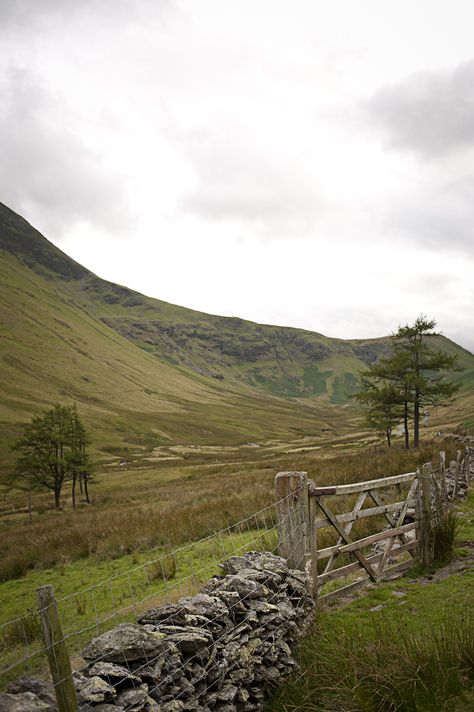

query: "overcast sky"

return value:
[1, 0, 473, 351]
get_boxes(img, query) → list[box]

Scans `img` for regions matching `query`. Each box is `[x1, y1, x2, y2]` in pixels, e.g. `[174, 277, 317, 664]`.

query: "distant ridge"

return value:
[1, 201, 473, 462]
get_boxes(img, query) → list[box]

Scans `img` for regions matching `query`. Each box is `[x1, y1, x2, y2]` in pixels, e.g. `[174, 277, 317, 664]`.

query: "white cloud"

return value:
[0, 68, 134, 237]
[0, 0, 473, 352]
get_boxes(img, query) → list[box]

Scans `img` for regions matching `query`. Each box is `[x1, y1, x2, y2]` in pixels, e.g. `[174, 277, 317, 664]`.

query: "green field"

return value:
[0, 436, 466, 689]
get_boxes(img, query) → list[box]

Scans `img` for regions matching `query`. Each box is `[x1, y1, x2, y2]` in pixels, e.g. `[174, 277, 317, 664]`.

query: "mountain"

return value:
[1, 201, 473, 465]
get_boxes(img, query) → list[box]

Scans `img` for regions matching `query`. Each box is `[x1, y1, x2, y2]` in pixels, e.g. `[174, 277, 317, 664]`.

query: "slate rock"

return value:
[115, 684, 150, 710]
[6, 677, 56, 711]
[150, 626, 213, 656]
[0, 692, 51, 712]
[78, 676, 116, 704]
[138, 604, 187, 627]
[87, 661, 141, 687]
[82, 623, 168, 662]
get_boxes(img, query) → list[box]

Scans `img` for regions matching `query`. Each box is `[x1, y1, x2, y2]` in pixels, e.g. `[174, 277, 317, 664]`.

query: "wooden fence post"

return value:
[308, 493, 318, 599]
[419, 463, 433, 567]
[439, 451, 446, 505]
[275, 471, 309, 572]
[37, 585, 78, 712]
[467, 447, 473, 488]
[453, 450, 462, 498]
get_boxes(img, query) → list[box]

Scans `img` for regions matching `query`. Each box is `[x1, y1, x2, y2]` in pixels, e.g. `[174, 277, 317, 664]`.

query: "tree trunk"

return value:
[84, 474, 90, 504]
[404, 400, 409, 449]
[386, 427, 392, 447]
[54, 487, 61, 510]
[72, 473, 77, 509]
[414, 387, 420, 448]
[28, 487, 32, 524]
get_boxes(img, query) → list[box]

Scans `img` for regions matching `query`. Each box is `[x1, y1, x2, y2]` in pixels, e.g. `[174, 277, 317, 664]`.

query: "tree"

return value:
[355, 316, 461, 448]
[364, 350, 414, 449]
[355, 377, 405, 447]
[392, 316, 460, 448]
[11, 404, 91, 510]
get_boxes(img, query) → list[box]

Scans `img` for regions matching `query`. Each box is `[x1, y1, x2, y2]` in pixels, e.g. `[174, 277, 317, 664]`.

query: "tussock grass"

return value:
[432, 508, 463, 563]
[268, 603, 474, 712]
[0, 440, 460, 583]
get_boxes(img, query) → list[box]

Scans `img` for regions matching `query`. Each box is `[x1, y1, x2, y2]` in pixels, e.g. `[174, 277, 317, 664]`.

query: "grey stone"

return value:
[87, 661, 141, 686]
[150, 626, 213, 656]
[115, 684, 150, 711]
[82, 623, 168, 662]
[0, 692, 50, 712]
[6, 677, 56, 711]
[78, 676, 116, 704]
[211, 575, 270, 601]
[138, 604, 187, 627]
[162, 702, 185, 712]
[217, 685, 238, 703]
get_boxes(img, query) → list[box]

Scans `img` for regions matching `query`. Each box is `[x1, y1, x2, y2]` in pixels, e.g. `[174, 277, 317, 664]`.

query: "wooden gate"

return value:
[308, 471, 420, 601]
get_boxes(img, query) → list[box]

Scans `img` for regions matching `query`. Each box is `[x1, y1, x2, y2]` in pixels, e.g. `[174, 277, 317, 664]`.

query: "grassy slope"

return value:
[1, 249, 353, 467]
[1, 199, 474, 467]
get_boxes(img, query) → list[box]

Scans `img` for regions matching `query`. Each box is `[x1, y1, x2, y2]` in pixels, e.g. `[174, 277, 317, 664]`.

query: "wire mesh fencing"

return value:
[0, 488, 307, 710]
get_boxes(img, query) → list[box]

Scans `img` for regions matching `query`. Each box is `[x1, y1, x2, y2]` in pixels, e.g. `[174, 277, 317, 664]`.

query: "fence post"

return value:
[37, 585, 78, 712]
[467, 447, 473, 488]
[453, 450, 462, 498]
[274, 471, 309, 572]
[419, 463, 433, 567]
[308, 493, 318, 599]
[439, 450, 446, 505]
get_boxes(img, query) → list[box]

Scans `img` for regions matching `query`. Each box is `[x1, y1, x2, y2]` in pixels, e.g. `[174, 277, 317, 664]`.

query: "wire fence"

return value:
[0, 490, 303, 702]
[2, 447, 471, 709]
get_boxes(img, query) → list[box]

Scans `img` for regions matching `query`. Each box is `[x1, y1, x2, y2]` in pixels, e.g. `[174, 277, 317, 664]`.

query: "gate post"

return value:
[419, 463, 434, 567]
[439, 451, 446, 505]
[274, 471, 309, 572]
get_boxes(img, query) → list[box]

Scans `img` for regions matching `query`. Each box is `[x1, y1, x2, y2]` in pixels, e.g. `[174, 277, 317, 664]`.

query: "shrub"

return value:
[147, 554, 177, 583]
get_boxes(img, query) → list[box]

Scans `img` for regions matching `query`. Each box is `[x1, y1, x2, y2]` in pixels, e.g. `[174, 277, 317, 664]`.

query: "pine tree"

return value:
[392, 316, 460, 447]
[355, 316, 461, 448]
[355, 376, 405, 447]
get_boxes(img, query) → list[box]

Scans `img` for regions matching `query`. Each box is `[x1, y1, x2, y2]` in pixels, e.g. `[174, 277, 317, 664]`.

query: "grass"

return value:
[0, 438, 466, 687]
[432, 508, 463, 563]
[0, 524, 278, 686]
[267, 611, 474, 712]
[0, 439, 461, 583]
[266, 487, 474, 712]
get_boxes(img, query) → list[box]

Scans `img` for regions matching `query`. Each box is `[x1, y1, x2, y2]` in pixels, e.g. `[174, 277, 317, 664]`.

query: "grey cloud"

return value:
[0, 0, 170, 28]
[367, 59, 474, 158]
[179, 123, 326, 235]
[0, 68, 134, 238]
[385, 175, 474, 255]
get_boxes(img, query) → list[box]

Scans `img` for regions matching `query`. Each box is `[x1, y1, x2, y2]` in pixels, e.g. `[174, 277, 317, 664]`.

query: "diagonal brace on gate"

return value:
[373, 478, 418, 574]
[316, 497, 379, 582]
[323, 490, 367, 574]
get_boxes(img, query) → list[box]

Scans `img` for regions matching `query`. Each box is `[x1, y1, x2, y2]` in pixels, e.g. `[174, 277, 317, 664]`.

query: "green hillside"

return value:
[1, 201, 473, 466]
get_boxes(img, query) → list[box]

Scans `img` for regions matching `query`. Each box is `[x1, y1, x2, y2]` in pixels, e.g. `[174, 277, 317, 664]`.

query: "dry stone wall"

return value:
[0, 552, 313, 712]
